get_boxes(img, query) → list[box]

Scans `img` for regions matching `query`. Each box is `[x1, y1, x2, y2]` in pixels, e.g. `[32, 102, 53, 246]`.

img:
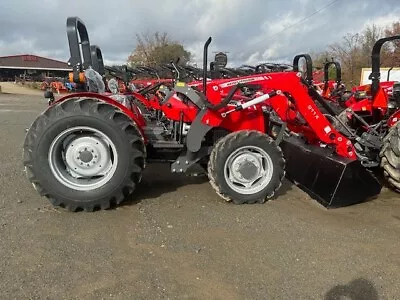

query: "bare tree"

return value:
[127, 32, 191, 67]
[309, 20, 399, 87]
[382, 21, 400, 66]
[328, 33, 366, 86]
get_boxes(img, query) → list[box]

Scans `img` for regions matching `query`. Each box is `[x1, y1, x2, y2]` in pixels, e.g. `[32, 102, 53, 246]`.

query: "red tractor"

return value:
[319, 60, 346, 103]
[333, 35, 400, 191]
[23, 17, 398, 212]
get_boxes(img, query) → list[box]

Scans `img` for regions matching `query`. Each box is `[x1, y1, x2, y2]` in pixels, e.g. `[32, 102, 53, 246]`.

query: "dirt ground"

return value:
[0, 81, 45, 95]
[0, 91, 399, 299]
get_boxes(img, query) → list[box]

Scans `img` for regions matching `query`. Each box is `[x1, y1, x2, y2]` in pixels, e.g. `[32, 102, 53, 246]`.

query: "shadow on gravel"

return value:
[324, 278, 379, 300]
[270, 179, 294, 200]
[120, 163, 295, 208]
[120, 163, 209, 207]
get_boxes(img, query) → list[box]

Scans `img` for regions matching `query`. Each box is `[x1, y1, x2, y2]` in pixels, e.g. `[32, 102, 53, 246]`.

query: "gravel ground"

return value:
[0, 91, 399, 300]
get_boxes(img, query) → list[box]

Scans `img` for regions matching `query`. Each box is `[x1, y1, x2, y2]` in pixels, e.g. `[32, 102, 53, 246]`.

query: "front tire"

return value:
[207, 130, 285, 204]
[23, 97, 146, 211]
[380, 121, 400, 192]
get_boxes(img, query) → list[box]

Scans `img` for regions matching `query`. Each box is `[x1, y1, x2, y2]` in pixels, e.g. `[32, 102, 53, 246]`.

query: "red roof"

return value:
[0, 54, 71, 71]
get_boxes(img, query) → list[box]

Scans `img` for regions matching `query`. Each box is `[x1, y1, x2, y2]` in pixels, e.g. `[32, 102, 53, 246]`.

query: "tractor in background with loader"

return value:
[23, 17, 399, 212]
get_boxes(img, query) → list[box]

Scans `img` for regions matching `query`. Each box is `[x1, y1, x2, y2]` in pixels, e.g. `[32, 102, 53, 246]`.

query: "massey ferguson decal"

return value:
[219, 76, 272, 88]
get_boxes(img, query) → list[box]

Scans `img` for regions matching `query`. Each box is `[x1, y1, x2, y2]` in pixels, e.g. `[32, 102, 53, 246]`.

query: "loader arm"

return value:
[274, 74, 356, 159]
[205, 71, 357, 159]
[230, 71, 380, 207]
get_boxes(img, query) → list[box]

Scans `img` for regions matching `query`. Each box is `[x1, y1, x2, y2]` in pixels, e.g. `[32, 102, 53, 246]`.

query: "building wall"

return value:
[0, 54, 71, 81]
[0, 55, 70, 70]
[360, 67, 400, 85]
[0, 69, 69, 81]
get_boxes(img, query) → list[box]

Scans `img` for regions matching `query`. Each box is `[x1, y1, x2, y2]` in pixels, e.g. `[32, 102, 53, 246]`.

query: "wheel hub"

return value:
[64, 135, 112, 178]
[79, 150, 93, 163]
[233, 155, 260, 181]
[224, 146, 274, 195]
[48, 126, 119, 192]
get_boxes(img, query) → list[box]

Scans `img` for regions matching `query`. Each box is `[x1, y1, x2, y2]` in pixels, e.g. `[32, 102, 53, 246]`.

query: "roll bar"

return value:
[293, 54, 313, 85]
[66, 17, 92, 70]
[324, 61, 342, 84]
[323, 60, 342, 93]
[370, 35, 400, 97]
[90, 45, 105, 76]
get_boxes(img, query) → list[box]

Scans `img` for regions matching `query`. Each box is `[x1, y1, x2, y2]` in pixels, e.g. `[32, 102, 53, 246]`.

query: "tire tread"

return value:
[207, 130, 285, 204]
[380, 122, 400, 192]
[23, 97, 146, 212]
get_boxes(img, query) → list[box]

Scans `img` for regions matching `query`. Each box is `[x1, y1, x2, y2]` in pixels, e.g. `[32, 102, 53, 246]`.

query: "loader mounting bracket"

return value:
[171, 146, 211, 173]
[185, 109, 213, 153]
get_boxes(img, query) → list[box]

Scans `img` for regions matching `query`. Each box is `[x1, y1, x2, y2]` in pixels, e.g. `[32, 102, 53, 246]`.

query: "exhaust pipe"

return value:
[203, 37, 212, 96]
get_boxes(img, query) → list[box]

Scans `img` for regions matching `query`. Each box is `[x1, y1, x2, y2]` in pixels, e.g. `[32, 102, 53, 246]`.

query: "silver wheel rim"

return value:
[223, 145, 274, 195]
[48, 126, 118, 191]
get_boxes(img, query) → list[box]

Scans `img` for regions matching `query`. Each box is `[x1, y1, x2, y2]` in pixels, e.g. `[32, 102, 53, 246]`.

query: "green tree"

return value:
[127, 31, 191, 67]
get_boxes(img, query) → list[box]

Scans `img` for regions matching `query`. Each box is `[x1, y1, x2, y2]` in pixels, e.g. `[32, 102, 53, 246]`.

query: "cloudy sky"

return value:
[0, 0, 399, 67]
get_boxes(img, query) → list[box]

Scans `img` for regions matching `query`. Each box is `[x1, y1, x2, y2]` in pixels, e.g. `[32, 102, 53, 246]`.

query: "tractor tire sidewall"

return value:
[380, 122, 400, 192]
[131, 96, 150, 115]
[27, 106, 142, 207]
[209, 131, 285, 203]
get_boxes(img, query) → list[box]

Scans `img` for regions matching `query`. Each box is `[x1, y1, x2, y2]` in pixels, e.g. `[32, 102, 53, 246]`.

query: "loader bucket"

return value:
[280, 135, 382, 208]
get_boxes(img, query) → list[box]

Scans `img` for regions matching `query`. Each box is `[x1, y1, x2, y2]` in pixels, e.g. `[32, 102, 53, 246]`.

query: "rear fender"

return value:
[52, 92, 147, 139]
[388, 110, 400, 127]
[129, 91, 151, 108]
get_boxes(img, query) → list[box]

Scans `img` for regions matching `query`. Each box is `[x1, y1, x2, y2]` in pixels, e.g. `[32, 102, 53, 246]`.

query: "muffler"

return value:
[280, 135, 382, 208]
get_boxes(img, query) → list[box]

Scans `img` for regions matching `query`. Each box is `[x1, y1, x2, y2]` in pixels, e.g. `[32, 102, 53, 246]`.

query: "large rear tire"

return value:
[23, 97, 146, 211]
[207, 130, 285, 204]
[129, 95, 151, 116]
[380, 121, 400, 192]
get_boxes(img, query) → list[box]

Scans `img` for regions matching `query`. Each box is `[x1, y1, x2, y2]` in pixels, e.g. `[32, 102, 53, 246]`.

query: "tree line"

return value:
[126, 21, 400, 87]
[311, 21, 400, 87]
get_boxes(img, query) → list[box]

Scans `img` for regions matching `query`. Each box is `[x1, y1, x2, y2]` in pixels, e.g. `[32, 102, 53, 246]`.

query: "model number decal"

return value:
[307, 104, 319, 119]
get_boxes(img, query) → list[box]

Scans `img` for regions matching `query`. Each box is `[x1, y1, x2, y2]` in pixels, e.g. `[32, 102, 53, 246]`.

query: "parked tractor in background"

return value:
[333, 35, 400, 191]
[22, 17, 400, 212]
